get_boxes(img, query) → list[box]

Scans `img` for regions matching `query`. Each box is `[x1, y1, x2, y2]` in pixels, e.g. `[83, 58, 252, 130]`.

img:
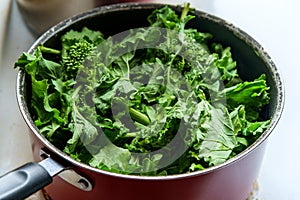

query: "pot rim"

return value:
[16, 2, 284, 180]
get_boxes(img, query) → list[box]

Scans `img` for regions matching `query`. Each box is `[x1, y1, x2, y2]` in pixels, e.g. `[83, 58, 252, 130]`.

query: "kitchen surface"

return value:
[0, 0, 299, 199]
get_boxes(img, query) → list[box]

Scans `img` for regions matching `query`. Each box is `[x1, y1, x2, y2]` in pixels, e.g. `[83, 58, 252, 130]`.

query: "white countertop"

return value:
[0, 0, 299, 199]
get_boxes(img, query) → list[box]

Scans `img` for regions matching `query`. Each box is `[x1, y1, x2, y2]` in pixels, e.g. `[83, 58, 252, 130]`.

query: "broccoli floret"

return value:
[62, 40, 94, 80]
[60, 28, 104, 80]
[38, 28, 104, 81]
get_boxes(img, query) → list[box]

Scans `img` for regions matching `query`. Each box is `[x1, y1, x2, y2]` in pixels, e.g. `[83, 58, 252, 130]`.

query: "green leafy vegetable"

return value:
[15, 3, 271, 175]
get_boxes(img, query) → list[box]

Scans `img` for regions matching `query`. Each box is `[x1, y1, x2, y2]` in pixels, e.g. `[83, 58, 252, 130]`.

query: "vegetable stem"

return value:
[124, 132, 138, 138]
[39, 46, 61, 55]
[129, 107, 151, 126]
[180, 2, 190, 21]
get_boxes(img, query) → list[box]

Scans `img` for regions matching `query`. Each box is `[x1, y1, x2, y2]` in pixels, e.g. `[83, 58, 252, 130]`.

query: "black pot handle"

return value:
[0, 158, 64, 200]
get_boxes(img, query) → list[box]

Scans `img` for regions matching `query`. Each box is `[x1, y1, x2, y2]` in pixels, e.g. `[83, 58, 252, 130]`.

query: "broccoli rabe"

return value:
[62, 40, 94, 80]
[38, 27, 105, 80]
[15, 4, 271, 176]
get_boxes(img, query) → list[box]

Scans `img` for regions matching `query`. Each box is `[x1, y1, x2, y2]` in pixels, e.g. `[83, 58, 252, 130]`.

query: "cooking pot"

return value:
[0, 3, 284, 200]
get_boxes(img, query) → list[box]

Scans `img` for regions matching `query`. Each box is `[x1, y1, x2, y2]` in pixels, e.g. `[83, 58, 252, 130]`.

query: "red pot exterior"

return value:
[28, 128, 266, 200]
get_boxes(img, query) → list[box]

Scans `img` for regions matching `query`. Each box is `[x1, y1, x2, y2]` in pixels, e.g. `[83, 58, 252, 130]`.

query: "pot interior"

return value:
[36, 3, 281, 119]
